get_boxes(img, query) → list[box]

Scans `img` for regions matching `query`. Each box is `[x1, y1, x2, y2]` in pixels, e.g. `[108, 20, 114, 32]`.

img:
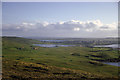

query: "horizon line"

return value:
[2, 0, 119, 2]
[1, 36, 119, 38]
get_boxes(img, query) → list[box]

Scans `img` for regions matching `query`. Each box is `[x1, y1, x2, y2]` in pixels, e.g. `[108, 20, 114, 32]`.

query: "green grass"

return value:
[2, 37, 119, 79]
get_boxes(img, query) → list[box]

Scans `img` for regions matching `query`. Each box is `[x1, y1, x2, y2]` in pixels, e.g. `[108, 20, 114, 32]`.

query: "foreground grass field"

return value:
[2, 37, 119, 79]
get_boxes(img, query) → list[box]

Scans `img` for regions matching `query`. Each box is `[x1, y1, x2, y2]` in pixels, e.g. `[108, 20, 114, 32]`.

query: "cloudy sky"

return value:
[2, 2, 118, 38]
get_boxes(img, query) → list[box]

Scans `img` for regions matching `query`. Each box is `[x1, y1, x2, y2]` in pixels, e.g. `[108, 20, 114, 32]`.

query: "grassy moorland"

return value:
[2, 37, 119, 79]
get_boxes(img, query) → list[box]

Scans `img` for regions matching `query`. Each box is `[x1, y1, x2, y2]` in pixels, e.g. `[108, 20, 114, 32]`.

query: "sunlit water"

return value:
[94, 44, 119, 48]
[33, 44, 75, 48]
[103, 62, 120, 67]
[39, 40, 66, 42]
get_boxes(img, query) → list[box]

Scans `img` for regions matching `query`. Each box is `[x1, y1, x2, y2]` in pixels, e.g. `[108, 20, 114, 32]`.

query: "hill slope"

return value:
[2, 37, 119, 79]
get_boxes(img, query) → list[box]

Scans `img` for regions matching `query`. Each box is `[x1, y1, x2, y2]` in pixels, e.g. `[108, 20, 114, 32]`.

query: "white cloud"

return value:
[85, 29, 93, 32]
[2, 20, 118, 37]
[59, 21, 64, 24]
[73, 27, 80, 31]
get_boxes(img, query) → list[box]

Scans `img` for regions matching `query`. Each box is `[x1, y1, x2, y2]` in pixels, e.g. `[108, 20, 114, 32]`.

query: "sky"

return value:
[2, 2, 118, 38]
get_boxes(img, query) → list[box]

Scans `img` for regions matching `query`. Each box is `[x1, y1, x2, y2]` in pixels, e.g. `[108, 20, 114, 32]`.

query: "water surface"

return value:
[94, 44, 119, 48]
[103, 62, 120, 67]
[33, 44, 75, 48]
[40, 40, 66, 42]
